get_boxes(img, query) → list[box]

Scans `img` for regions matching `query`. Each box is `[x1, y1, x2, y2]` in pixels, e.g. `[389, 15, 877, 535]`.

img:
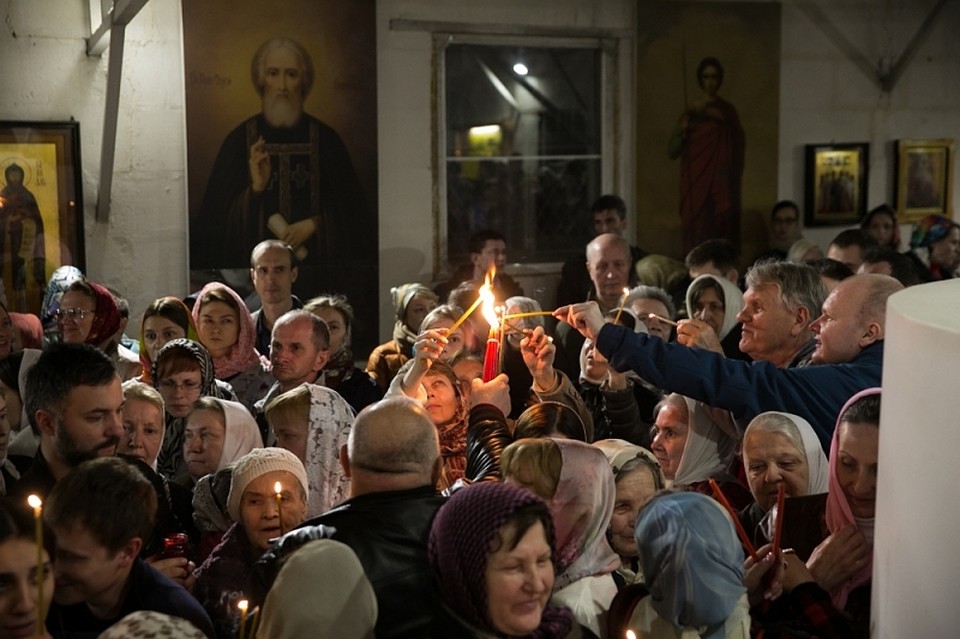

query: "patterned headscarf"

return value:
[909, 214, 958, 249]
[83, 281, 122, 347]
[634, 492, 748, 638]
[549, 439, 620, 589]
[825, 387, 880, 608]
[192, 282, 264, 380]
[428, 482, 574, 639]
[41, 265, 83, 340]
[303, 383, 354, 516]
[138, 297, 201, 383]
[99, 611, 206, 639]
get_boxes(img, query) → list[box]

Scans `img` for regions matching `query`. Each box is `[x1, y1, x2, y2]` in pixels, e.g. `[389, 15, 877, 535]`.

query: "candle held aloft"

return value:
[482, 332, 500, 382]
[274, 482, 285, 536]
[613, 287, 630, 324]
[237, 599, 249, 639]
[26, 495, 44, 636]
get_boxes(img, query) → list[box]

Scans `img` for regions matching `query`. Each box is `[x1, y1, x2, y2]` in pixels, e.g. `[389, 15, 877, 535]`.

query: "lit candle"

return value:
[613, 287, 630, 324]
[447, 295, 483, 336]
[499, 310, 555, 321]
[274, 482, 285, 536]
[479, 281, 500, 382]
[237, 599, 249, 639]
[26, 495, 43, 636]
[626, 631, 637, 639]
[647, 312, 679, 327]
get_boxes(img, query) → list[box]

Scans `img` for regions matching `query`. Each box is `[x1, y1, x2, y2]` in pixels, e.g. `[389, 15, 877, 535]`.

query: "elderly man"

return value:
[555, 233, 634, 381]
[251, 397, 445, 639]
[556, 274, 903, 449]
[250, 240, 301, 356]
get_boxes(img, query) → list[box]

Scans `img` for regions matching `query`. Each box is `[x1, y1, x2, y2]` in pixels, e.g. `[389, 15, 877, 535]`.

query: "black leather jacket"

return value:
[249, 485, 445, 639]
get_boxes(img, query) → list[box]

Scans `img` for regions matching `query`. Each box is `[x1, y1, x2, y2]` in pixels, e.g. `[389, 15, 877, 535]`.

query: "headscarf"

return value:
[745, 412, 828, 497]
[633, 492, 749, 639]
[550, 439, 620, 589]
[138, 297, 200, 384]
[825, 387, 879, 608]
[423, 361, 468, 487]
[671, 397, 737, 488]
[390, 283, 435, 355]
[212, 397, 264, 471]
[83, 281, 122, 346]
[860, 205, 901, 250]
[99, 611, 207, 639]
[594, 438, 666, 488]
[302, 383, 355, 516]
[257, 539, 377, 639]
[152, 338, 229, 478]
[428, 482, 574, 639]
[685, 275, 744, 341]
[41, 265, 83, 341]
[9, 312, 42, 350]
[192, 282, 265, 380]
[909, 214, 957, 249]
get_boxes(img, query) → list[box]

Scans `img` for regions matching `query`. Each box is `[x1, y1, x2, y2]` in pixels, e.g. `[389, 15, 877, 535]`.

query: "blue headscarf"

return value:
[634, 492, 745, 638]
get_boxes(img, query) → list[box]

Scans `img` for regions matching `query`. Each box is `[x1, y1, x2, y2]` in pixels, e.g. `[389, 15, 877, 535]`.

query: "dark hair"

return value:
[810, 258, 854, 282]
[591, 194, 627, 218]
[696, 56, 724, 88]
[143, 297, 193, 334]
[154, 343, 202, 380]
[514, 402, 587, 442]
[190, 396, 226, 421]
[0, 500, 52, 555]
[489, 501, 555, 554]
[603, 307, 637, 331]
[771, 200, 800, 221]
[45, 457, 157, 553]
[685, 239, 740, 273]
[829, 228, 878, 252]
[4, 163, 24, 181]
[468, 230, 506, 255]
[0, 351, 24, 395]
[862, 204, 896, 226]
[251, 239, 297, 268]
[25, 343, 117, 431]
[688, 277, 726, 310]
[861, 247, 921, 287]
[840, 393, 881, 428]
[446, 280, 480, 312]
[198, 286, 241, 315]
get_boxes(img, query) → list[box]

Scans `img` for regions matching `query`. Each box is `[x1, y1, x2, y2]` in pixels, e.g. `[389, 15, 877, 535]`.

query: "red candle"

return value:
[482, 332, 500, 382]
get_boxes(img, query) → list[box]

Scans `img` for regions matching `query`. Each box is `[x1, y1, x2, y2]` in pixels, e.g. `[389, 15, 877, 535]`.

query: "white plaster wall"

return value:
[0, 0, 187, 321]
[875, 279, 960, 637]
[779, 0, 960, 251]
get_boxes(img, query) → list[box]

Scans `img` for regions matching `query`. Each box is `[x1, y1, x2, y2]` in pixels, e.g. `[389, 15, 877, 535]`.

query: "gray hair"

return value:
[250, 37, 315, 99]
[744, 412, 806, 464]
[626, 285, 676, 320]
[505, 296, 544, 330]
[122, 380, 165, 416]
[745, 260, 825, 323]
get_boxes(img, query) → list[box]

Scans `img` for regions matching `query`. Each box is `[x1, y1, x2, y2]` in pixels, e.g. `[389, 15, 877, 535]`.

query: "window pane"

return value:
[445, 44, 602, 263]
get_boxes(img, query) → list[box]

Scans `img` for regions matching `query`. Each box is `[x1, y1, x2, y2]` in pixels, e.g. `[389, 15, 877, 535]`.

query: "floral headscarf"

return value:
[825, 387, 880, 608]
[909, 214, 958, 249]
[192, 282, 264, 380]
[428, 482, 574, 639]
[549, 439, 620, 589]
[633, 492, 749, 639]
[302, 383, 354, 516]
[138, 297, 200, 384]
[41, 265, 83, 340]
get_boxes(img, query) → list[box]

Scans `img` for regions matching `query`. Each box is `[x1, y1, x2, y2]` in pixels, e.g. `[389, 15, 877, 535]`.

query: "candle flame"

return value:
[626, 631, 637, 639]
[27, 495, 41, 509]
[479, 267, 498, 329]
[237, 599, 249, 612]
[274, 482, 282, 495]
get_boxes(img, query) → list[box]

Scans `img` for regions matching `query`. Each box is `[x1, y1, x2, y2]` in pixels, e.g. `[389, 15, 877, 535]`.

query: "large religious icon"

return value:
[636, 2, 780, 262]
[0, 121, 85, 315]
[803, 143, 869, 226]
[182, 0, 378, 352]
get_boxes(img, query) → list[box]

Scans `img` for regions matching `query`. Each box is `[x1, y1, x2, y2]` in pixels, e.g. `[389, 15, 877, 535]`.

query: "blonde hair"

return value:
[264, 384, 312, 431]
[500, 439, 562, 500]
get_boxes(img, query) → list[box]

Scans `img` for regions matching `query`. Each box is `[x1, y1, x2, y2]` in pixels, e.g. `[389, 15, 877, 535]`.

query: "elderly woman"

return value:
[193, 283, 272, 411]
[303, 294, 383, 413]
[906, 214, 960, 282]
[152, 338, 233, 478]
[678, 274, 749, 360]
[366, 282, 438, 391]
[57, 278, 139, 379]
[593, 439, 665, 587]
[137, 296, 200, 383]
[651, 394, 750, 510]
[501, 438, 619, 638]
[180, 396, 263, 490]
[428, 481, 576, 638]
[118, 381, 167, 470]
[738, 412, 827, 550]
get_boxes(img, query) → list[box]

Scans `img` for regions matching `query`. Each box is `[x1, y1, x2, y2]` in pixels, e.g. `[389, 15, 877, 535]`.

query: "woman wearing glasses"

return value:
[152, 338, 235, 479]
[56, 278, 139, 379]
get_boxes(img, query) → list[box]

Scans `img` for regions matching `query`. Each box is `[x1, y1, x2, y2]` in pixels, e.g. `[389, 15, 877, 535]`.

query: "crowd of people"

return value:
[0, 195, 944, 638]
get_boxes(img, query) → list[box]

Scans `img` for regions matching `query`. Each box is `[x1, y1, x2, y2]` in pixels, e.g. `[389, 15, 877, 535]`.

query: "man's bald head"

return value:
[851, 273, 904, 328]
[586, 233, 633, 309]
[346, 397, 440, 493]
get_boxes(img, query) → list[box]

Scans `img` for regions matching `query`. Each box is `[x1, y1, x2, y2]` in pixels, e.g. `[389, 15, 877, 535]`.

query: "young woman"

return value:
[137, 297, 199, 383]
[0, 501, 54, 639]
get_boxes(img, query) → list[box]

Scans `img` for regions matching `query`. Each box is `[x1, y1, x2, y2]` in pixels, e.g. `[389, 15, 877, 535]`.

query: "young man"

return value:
[44, 457, 214, 638]
[434, 229, 523, 303]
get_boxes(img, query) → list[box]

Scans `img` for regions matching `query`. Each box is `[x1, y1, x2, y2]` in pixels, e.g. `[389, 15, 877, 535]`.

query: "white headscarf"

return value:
[303, 383, 354, 516]
[214, 398, 263, 470]
[671, 397, 737, 488]
[685, 275, 744, 341]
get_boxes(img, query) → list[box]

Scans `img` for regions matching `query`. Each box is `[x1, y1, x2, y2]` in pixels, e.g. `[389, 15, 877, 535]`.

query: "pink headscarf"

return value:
[550, 439, 620, 589]
[85, 281, 122, 346]
[825, 387, 880, 608]
[192, 283, 265, 380]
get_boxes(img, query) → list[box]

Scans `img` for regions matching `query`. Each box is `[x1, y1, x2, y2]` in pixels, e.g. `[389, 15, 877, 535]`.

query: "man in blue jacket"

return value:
[555, 274, 903, 450]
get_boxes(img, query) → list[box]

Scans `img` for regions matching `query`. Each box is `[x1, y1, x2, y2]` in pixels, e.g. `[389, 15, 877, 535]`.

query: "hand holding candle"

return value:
[26, 495, 44, 636]
[274, 482, 285, 536]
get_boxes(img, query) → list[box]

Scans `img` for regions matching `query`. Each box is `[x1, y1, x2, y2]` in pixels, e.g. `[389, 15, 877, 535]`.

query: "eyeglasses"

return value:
[157, 380, 201, 393]
[55, 308, 93, 321]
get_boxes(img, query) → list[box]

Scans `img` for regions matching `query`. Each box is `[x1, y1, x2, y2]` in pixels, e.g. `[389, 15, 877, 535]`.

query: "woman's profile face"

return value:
[609, 468, 658, 560]
[198, 300, 240, 359]
[484, 520, 553, 637]
[143, 315, 187, 362]
[312, 307, 347, 353]
[651, 403, 688, 480]
[928, 226, 960, 270]
[0, 537, 53, 637]
[836, 420, 878, 519]
[743, 431, 809, 511]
